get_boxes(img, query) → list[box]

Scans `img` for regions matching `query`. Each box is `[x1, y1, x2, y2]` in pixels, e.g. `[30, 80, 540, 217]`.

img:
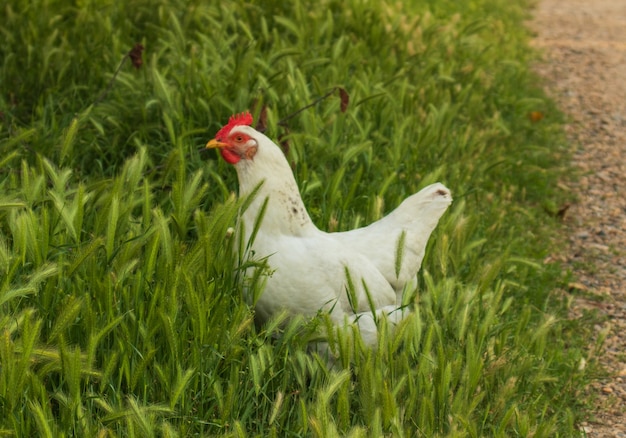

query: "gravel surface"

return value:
[531, 0, 626, 436]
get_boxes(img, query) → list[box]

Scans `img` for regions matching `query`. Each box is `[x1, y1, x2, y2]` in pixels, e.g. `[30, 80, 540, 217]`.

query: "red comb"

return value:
[215, 111, 254, 140]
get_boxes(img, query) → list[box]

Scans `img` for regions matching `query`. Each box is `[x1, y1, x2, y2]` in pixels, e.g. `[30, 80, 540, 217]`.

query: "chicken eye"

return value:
[234, 135, 244, 142]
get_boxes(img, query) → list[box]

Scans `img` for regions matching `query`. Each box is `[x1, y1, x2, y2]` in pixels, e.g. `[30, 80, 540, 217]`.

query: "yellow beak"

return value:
[206, 138, 228, 149]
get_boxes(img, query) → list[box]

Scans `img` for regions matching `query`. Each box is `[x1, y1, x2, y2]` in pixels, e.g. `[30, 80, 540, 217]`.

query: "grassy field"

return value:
[1, 0, 590, 436]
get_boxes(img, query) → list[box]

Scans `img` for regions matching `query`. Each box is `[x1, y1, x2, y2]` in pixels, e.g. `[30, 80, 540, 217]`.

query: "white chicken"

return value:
[206, 112, 452, 346]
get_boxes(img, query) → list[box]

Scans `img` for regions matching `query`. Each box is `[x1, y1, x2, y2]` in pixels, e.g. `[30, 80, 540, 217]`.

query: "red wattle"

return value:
[221, 148, 241, 164]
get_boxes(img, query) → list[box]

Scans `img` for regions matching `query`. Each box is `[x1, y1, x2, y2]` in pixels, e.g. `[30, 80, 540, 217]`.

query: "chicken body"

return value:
[207, 113, 451, 346]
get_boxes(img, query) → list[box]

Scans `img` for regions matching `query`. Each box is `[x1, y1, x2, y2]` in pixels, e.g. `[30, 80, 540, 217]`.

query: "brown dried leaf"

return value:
[255, 105, 268, 132]
[278, 132, 290, 157]
[556, 203, 571, 220]
[278, 126, 292, 169]
[128, 43, 145, 69]
[338, 87, 349, 112]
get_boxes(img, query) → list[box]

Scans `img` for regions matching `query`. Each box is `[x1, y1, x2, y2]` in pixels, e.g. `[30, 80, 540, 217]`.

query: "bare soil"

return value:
[530, 0, 626, 436]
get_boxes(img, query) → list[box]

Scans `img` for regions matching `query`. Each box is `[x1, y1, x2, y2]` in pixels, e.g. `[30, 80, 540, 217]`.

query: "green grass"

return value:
[1, 0, 590, 435]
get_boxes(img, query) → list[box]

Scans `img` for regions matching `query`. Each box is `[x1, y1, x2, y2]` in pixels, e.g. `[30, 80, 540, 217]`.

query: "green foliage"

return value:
[0, 0, 587, 435]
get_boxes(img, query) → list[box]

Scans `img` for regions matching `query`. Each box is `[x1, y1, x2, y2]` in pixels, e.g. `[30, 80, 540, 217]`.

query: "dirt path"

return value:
[530, 0, 626, 436]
